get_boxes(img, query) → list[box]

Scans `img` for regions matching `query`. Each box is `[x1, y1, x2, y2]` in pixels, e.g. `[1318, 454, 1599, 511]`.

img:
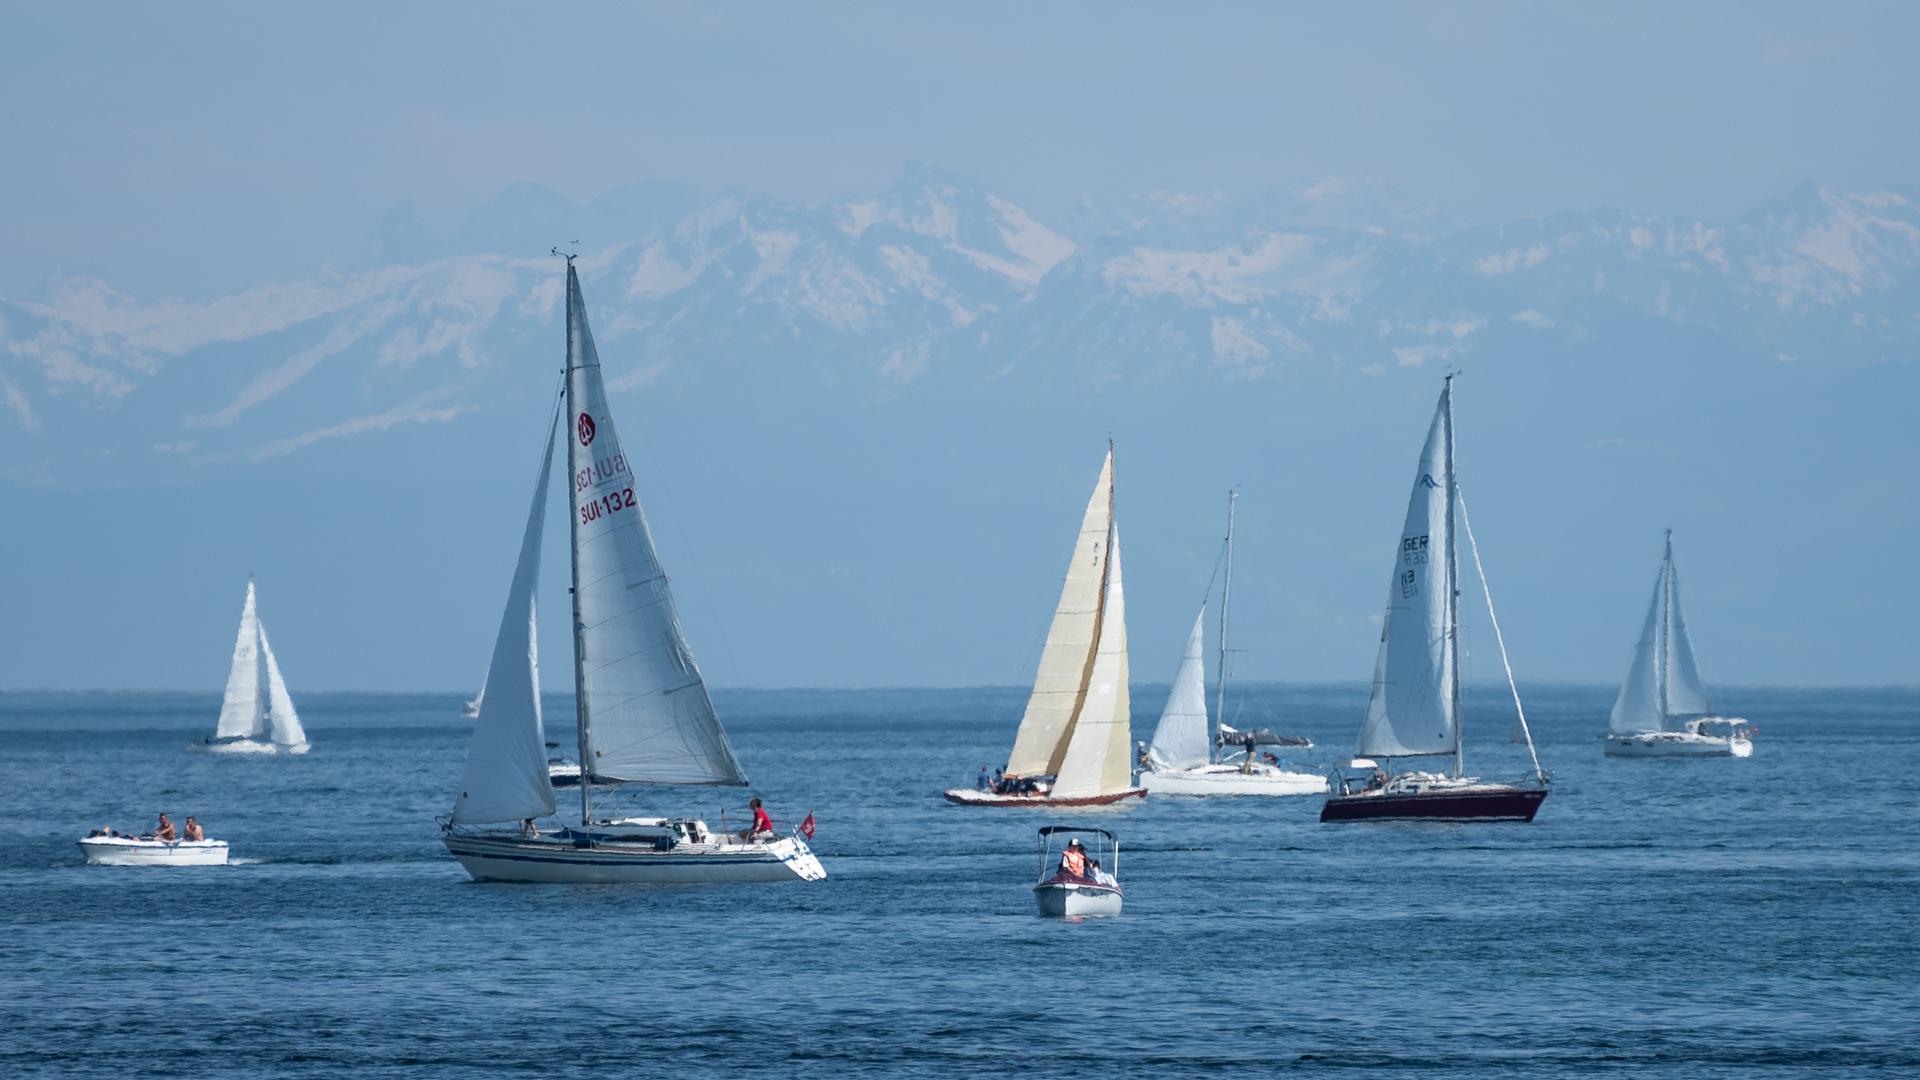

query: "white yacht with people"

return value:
[439, 254, 824, 885]
[1137, 491, 1321, 797]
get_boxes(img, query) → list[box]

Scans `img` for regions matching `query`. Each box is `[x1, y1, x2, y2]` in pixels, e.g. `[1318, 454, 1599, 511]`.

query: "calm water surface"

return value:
[1, 684, 1915, 1077]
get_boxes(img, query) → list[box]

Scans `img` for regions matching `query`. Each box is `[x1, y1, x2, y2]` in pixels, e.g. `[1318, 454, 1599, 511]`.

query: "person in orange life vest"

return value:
[1059, 838, 1089, 879]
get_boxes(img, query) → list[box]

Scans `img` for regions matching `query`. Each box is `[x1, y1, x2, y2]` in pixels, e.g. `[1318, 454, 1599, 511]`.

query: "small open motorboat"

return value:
[79, 835, 230, 867]
[1032, 826, 1122, 917]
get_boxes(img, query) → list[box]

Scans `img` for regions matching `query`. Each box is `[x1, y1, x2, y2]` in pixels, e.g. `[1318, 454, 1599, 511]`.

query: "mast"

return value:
[1216, 489, 1237, 770]
[1657, 528, 1673, 729]
[1442, 375, 1463, 778]
[562, 252, 593, 827]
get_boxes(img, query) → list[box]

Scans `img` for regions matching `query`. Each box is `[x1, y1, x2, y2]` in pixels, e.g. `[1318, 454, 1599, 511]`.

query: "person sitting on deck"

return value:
[1059, 838, 1089, 879]
[153, 814, 176, 842]
[183, 817, 204, 842]
[741, 797, 775, 840]
[1368, 767, 1388, 791]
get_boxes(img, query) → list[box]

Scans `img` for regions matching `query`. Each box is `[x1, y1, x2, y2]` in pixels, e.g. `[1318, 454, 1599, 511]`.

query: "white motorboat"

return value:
[79, 835, 229, 867]
[1138, 491, 1321, 797]
[441, 254, 825, 885]
[1603, 532, 1754, 759]
[1320, 376, 1550, 824]
[199, 577, 309, 755]
[1032, 826, 1122, 917]
[944, 446, 1146, 809]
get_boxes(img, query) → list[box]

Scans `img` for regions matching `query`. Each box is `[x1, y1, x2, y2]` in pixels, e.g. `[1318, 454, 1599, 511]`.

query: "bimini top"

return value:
[1038, 826, 1117, 841]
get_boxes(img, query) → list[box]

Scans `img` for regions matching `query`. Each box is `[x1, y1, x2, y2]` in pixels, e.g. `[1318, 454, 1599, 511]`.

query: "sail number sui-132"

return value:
[581, 488, 636, 524]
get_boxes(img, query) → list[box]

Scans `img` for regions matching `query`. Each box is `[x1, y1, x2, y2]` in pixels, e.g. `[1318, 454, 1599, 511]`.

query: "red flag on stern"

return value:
[799, 812, 816, 839]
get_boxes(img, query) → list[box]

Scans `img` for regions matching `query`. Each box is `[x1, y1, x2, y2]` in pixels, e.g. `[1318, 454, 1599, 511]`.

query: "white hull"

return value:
[1034, 880, 1122, 917]
[1605, 732, 1752, 758]
[1139, 763, 1323, 796]
[80, 837, 229, 866]
[195, 738, 307, 755]
[443, 831, 826, 884]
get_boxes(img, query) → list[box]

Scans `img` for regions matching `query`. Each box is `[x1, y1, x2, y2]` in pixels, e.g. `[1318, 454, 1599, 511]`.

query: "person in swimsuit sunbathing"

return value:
[153, 814, 177, 842]
[183, 817, 205, 842]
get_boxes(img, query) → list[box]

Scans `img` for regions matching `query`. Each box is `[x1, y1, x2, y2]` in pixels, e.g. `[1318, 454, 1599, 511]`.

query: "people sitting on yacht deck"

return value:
[153, 814, 176, 842]
[183, 817, 204, 842]
[1261, 751, 1280, 766]
[1059, 838, 1089, 878]
[992, 767, 1004, 791]
[741, 797, 775, 839]
[1368, 767, 1388, 790]
[520, 817, 539, 838]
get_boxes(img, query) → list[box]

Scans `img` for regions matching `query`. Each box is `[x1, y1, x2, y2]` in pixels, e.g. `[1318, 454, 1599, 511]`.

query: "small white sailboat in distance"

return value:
[440, 254, 824, 884]
[944, 446, 1146, 808]
[199, 578, 309, 754]
[1138, 491, 1321, 796]
[1603, 531, 1753, 758]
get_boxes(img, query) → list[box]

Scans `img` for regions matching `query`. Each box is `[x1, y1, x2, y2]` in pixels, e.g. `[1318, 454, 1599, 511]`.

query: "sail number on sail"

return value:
[581, 487, 636, 524]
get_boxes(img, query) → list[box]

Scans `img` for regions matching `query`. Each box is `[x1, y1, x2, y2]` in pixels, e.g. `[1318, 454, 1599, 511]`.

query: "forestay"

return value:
[1147, 605, 1210, 770]
[260, 629, 307, 750]
[1357, 385, 1457, 758]
[1052, 526, 1132, 798]
[452, 396, 563, 825]
[216, 581, 266, 740]
[564, 264, 747, 787]
[1006, 451, 1114, 779]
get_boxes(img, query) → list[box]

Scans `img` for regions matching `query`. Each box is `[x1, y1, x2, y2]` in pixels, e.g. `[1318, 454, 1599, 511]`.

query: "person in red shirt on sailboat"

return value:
[742, 797, 775, 840]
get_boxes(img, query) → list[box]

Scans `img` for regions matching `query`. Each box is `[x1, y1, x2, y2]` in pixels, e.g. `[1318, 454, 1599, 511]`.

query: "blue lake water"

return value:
[1, 684, 1916, 1077]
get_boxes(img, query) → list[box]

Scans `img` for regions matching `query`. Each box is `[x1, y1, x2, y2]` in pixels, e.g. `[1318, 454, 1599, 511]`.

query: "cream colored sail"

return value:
[1051, 526, 1132, 798]
[1005, 450, 1114, 778]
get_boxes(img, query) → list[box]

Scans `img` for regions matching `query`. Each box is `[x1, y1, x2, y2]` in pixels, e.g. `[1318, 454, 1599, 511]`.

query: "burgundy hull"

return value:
[1320, 786, 1547, 823]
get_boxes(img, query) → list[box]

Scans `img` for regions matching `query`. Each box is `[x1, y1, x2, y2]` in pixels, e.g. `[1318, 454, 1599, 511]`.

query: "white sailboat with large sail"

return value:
[944, 447, 1146, 808]
[199, 578, 309, 754]
[1603, 531, 1753, 758]
[440, 254, 824, 884]
[1321, 376, 1548, 822]
[1138, 492, 1321, 796]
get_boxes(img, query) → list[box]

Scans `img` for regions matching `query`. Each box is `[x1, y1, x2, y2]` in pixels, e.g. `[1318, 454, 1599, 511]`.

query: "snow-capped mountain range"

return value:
[4, 164, 1916, 471]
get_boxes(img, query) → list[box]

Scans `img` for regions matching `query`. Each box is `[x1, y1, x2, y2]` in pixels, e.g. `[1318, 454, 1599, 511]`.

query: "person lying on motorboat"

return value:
[183, 817, 205, 842]
[153, 814, 177, 842]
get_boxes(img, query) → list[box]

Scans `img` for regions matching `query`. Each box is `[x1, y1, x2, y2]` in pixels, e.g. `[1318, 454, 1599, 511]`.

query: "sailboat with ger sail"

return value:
[439, 253, 824, 883]
[1321, 375, 1548, 822]
[944, 446, 1146, 808]
[1602, 531, 1753, 757]
[1138, 491, 1322, 796]
[199, 577, 309, 754]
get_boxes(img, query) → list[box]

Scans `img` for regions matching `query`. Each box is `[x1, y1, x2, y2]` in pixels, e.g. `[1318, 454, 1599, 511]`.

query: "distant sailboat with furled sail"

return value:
[1138, 491, 1321, 796]
[1602, 531, 1753, 758]
[199, 578, 309, 754]
[1321, 376, 1548, 822]
[945, 447, 1146, 808]
[439, 254, 824, 883]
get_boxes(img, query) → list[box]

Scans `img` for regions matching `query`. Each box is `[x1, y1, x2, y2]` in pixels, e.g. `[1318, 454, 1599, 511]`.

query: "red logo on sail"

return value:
[576, 412, 596, 446]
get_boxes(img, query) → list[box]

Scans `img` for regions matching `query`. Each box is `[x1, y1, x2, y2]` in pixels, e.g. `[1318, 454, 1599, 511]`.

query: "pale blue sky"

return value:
[2, 3, 1917, 693]
[4, 2, 1917, 294]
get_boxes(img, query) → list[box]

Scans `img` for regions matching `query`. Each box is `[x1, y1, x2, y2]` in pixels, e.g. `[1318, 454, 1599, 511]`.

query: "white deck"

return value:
[1139, 762, 1323, 796]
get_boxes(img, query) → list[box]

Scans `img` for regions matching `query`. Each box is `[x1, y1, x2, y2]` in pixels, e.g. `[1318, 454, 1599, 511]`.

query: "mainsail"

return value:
[1147, 605, 1211, 770]
[1006, 450, 1114, 779]
[259, 628, 307, 750]
[216, 581, 265, 740]
[452, 395, 563, 825]
[1357, 384, 1457, 758]
[1052, 526, 1132, 798]
[1609, 532, 1713, 734]
[564, 262, 746, 788]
